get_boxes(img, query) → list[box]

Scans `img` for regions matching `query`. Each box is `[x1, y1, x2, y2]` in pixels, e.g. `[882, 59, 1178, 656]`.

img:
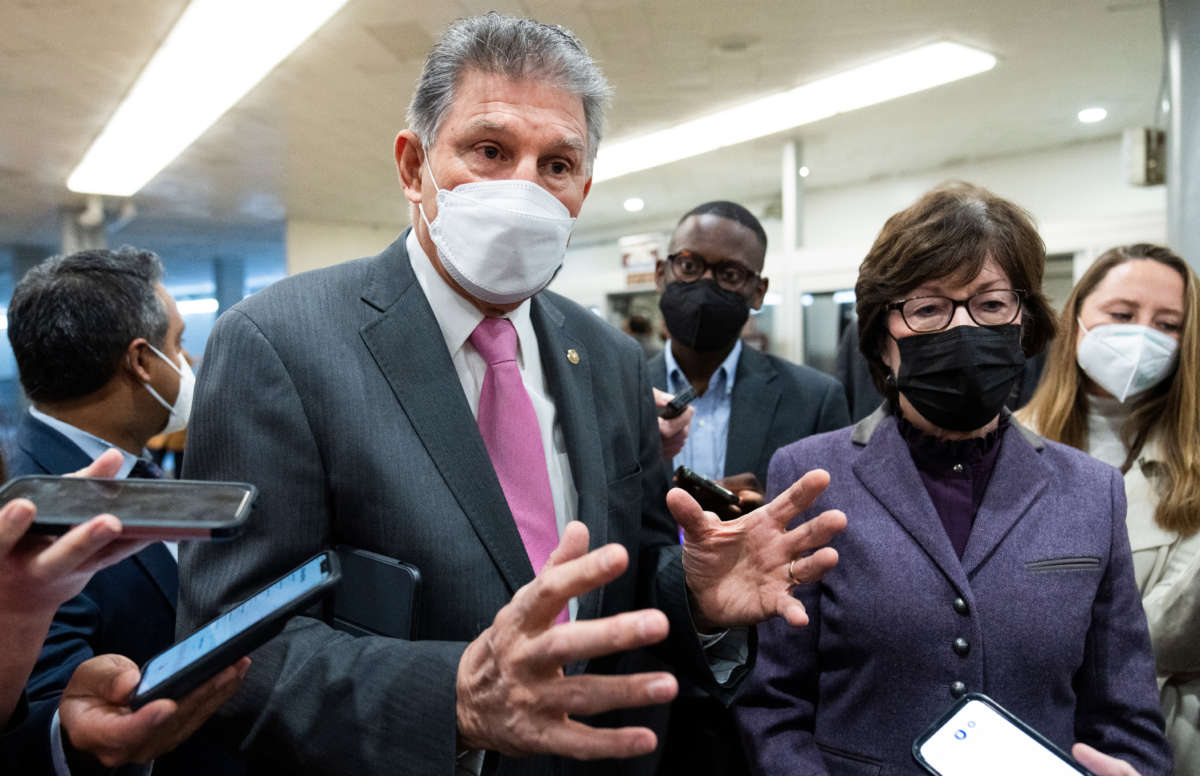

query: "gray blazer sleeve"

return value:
[178, 309, 465, 775]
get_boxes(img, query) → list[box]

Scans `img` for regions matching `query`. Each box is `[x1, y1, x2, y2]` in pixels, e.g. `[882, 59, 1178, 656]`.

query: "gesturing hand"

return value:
[672, 468, 846, 631]
[456, 521, 679, 760]
[60, 653, 249, 767]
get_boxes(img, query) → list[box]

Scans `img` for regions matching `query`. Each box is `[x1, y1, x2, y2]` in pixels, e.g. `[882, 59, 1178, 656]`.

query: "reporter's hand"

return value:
[60, 654, 250, 767]
[456, 521, 678, 760]
[653, 387, 693, 460]
[1071, 743, 1141, 776]
[717, 472, 765, 513]
[0, 449, 149, 617]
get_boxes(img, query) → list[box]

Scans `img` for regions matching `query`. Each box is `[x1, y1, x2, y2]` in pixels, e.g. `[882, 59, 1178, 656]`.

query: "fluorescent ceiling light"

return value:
[68, 0, 349, 196]
[177, 297, 220, 315]
[1077, 107, 1108, 124]
[592, 42, 996, 183]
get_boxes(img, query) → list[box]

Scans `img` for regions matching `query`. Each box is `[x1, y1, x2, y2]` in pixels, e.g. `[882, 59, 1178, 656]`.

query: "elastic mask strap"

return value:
[418, 155, 442, 230]
[142, 343, 180, 411]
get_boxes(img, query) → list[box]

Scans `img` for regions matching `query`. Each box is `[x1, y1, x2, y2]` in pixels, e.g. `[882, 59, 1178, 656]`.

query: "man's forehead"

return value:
[670, 214, 764, 263]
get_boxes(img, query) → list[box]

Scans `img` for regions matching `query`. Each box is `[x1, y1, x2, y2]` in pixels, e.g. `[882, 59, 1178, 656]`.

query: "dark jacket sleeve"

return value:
[1072, 468, 1173, 775]
[733, 445, 828, 776]
[814, 377, 851, 435]
[178, 309, 466, 776]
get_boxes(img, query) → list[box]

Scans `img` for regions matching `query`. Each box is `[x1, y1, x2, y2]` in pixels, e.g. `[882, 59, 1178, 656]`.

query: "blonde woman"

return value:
[1022, 243, 1200, 773]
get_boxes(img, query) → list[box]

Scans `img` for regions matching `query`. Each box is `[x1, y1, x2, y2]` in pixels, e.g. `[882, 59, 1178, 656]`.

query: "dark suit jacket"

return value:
[0, 412, 239, 776]
[649, 345, 850, 486]
[178, 232, 732, 775]
[734, 406, 1171, 776]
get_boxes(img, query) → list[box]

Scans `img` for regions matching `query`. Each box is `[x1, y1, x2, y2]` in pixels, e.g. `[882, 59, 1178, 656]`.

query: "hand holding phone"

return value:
[674, 466, 741, 520]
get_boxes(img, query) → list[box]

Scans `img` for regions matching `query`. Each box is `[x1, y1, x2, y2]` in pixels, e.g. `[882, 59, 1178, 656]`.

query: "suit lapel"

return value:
[851, 414, 971, 594]
[358, 237, 535, 595]
[960, 419, 1049, 576]
[532, 295, 608, 623]
[724, 348, 781, 478]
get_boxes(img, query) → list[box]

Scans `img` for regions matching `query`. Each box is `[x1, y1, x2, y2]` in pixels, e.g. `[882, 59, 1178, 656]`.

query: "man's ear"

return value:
[124, 339, 155, 383]
[750, 277, 769, 310]
[654, 259, 667, 293]
[395, 130, 425, 205]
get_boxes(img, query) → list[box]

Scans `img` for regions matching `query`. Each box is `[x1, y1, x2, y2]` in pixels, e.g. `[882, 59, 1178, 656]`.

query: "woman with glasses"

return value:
[1020, 244, 1200, 773]
[734, 183, 1170, 776]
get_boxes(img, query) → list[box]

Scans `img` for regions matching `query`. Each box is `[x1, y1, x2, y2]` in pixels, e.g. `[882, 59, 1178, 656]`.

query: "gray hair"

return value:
[407, 13, 612, 171]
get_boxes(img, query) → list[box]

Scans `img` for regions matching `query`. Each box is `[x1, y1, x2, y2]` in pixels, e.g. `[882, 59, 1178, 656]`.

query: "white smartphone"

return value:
[913, 693, 1094, 776]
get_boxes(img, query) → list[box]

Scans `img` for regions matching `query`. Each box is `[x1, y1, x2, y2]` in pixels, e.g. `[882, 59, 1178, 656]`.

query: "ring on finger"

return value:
[787, 558, 800, 586]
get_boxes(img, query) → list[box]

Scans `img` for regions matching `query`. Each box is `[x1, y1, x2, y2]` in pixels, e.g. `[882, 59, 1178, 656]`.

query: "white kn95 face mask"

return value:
[143, 344, 195, 435]
[1076, 319, 1178, 402]
[418, 158, 576, 305]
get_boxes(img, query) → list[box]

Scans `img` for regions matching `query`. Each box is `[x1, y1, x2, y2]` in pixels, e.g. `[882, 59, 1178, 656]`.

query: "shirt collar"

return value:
[406, 229, 536, 368]
[663, 339, 743, 397]
[29, 407, 141, 478]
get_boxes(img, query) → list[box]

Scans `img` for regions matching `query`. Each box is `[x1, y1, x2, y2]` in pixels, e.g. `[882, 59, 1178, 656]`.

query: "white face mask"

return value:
[1076, 318, 1178, 402]
[143, 344, 194, 434]
[418, 158, 576, 305]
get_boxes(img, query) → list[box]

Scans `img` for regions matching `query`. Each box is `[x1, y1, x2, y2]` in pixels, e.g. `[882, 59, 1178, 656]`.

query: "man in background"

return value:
[2, 247, 245, 775]
[649, 201, 850, 776]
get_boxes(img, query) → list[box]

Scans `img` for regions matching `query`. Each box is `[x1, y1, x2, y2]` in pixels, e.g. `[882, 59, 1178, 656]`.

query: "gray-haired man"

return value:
[179, 13, 844, 775]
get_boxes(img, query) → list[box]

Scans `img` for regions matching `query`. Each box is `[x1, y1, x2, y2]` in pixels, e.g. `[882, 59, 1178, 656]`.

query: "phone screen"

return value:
[136, 554, 331, 694]
[918, 698, 1086, 776]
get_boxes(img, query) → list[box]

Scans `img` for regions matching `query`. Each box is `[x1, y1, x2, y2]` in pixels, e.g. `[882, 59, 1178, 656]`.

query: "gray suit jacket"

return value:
[178, 233, 727, 776]
[734, 407, 1171, 776]
[648, 345, 850, 486]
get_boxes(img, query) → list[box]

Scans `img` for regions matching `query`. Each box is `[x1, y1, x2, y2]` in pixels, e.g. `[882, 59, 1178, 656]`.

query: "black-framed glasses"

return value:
[887, 289, 1025, 332]
[667, 251, 760, 292]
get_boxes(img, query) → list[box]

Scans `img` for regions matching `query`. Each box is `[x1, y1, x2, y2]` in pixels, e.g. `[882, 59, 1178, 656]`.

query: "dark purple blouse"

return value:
[896, 413, 1007, 558]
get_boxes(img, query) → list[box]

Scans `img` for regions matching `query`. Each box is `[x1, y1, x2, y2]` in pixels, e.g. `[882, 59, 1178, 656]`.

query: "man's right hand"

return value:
[455, 521, 678, 760]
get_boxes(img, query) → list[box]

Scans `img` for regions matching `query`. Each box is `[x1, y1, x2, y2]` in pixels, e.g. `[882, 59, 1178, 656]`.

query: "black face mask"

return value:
[659, 279, 750, 352]
[894, 324, 1025, 432]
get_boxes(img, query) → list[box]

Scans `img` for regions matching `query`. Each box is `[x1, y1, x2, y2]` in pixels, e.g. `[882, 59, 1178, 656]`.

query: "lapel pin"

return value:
[566, 348, 580, 365]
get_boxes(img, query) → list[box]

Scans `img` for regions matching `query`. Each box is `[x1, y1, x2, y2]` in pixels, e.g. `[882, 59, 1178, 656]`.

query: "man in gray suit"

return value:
[178, 14, 845, 775]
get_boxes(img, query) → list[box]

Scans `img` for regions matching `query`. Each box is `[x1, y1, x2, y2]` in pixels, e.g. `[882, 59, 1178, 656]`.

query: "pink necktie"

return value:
[470, 318, 566, 622]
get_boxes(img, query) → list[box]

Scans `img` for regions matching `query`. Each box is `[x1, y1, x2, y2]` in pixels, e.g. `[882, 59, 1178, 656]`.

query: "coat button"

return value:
[953, 597, 969, 615]
[952, 463, 965, 473]
[950, 681, 967, 698]
[953, 637, 970, 656]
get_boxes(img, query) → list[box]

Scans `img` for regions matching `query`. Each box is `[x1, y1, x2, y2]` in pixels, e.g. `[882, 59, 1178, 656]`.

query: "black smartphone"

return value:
[913, 693, 1093, 776]
[1, 475, 256, 540]
[329, 545, 421, 640]
[674, 465, 740, 518]
[128, 551, 341, 709]
[658, 385, 697, 419]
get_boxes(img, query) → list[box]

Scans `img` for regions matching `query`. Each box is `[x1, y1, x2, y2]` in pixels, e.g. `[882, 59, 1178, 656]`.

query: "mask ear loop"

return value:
[418, 152, 443, 229]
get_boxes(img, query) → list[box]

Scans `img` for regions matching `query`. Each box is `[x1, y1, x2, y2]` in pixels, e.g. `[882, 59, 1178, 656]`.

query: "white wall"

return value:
[553, 137, 1168, 362]
[285, 218, 404, 276]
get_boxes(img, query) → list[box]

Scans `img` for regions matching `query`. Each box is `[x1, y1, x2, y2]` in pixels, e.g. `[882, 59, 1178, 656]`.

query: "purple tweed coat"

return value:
[734, 406, 1171, 776]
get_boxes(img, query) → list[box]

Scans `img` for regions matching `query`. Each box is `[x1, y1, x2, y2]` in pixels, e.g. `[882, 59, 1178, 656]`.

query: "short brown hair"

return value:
[854, 181, 1057, 398]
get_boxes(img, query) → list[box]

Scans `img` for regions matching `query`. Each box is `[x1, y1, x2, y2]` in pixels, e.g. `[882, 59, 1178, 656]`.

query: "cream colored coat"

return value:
[1125, 437, 1200, 775]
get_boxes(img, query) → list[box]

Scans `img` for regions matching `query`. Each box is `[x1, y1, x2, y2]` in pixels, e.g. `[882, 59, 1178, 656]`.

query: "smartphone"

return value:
[129, 551, 341, 709]
[674, 465, 740, 518]
[658, 385, 697, 419]
[0, 475, 256, 540]
[913, 693, 1093, 776]
[328, 545, 421, 640]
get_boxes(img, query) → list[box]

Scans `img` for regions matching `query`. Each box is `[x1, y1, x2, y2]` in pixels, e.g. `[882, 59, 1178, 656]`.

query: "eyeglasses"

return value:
[666, 251, 760, 292]
[887, 289, 1025, 332]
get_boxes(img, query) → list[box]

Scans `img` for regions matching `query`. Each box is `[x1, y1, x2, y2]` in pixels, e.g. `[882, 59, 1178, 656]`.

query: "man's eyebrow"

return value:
[462, 118, 586, 155]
